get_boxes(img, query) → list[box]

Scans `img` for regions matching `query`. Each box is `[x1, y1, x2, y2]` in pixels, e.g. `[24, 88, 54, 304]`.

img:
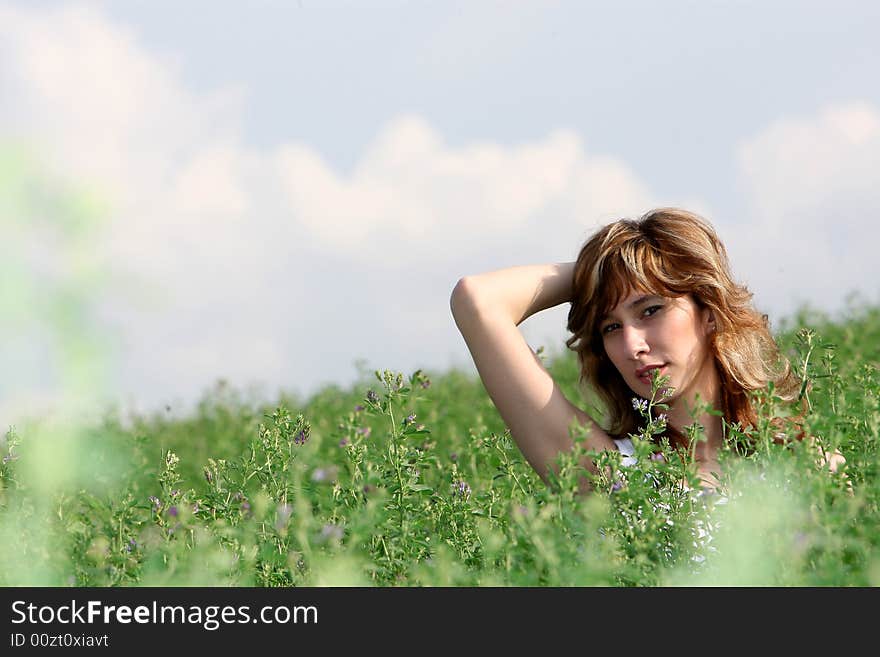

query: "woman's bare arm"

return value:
[450, 262, 617, 489]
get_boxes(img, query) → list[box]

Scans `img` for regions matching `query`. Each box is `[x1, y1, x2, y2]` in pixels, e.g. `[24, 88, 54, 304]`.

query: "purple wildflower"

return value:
[192, 502, 200, 513]
[339, 437, 350, 447]
[420, 380, 431, 389]
[366, 390, 379, 404]
[203, 467, 213, 484]
[294, 427, 310, 445]
[311, 466, 338, 483]
[403, 413, 416, 427]
[241, 500, 251, 515]
[650, 452, 666, 463]
[167, 506, 178, 518]
[453, 480, 471, 498]
[149, 496, 160, 511]
[170, 489, 180, 498]
[611, 480, 624, 493]
[354, 404, 364, 413]
[320, 524, 344, 542]
[125, 539, 137, 553]
[450, 452, 458, 462]
[355, 427, 371, 438]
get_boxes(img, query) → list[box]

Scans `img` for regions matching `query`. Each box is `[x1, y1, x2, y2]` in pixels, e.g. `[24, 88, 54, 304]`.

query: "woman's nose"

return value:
[622, 325, 649, 358]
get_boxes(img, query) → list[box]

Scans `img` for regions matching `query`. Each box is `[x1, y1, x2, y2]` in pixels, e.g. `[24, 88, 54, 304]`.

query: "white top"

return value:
[614, 436, 728, 502]
[613, 437, 638, 467]
[611, 435, 726, 571]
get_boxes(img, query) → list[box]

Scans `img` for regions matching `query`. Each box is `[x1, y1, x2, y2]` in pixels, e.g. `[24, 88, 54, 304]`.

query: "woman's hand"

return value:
[819, 448, 847, 474]
[811, 439, 853, 495]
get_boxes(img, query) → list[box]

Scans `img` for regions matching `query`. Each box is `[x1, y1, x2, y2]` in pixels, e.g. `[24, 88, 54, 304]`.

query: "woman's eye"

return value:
[602, 306, 662, 334]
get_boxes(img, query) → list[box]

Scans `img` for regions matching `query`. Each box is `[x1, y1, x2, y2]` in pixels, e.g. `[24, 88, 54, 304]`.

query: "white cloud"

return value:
[737, 101, 880, 219]
[172, 145, 250, 217]
[277, 114, 656, 263]
[0, 3, 286, 428]
[0, 3, 244, 206]
[0, 2, 715, 430]
[732, 101, 880, 318]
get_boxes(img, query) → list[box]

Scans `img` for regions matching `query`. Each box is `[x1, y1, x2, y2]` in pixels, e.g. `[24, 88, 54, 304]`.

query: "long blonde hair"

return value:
[565, 208, 800, 446]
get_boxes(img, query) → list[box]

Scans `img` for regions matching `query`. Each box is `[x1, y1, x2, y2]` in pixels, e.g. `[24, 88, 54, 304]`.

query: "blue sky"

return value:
[2, 0, 878, 429]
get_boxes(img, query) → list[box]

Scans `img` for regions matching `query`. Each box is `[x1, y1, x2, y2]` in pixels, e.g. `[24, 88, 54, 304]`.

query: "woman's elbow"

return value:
[451, 278, 484, 328]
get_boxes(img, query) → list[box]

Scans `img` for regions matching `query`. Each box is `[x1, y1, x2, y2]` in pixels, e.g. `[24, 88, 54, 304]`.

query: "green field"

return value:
[1, 304, 877, 586]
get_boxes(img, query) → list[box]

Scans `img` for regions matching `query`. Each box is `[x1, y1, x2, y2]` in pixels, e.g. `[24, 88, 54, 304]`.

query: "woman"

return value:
[450, 207, 844, 493]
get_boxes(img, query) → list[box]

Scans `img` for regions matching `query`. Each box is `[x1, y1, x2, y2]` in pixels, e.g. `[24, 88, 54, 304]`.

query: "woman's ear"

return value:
[703, 307, 716, 335]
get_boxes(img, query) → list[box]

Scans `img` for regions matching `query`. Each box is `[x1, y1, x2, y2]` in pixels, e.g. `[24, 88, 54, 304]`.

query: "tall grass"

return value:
[0, 306, 877, 586]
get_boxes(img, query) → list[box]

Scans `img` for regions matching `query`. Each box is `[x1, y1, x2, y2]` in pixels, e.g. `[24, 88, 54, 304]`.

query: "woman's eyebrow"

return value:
[627, 294, 659, 310]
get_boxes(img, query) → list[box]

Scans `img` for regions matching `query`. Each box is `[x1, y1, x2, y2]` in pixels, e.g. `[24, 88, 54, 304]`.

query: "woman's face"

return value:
[599, 290, 716, 402]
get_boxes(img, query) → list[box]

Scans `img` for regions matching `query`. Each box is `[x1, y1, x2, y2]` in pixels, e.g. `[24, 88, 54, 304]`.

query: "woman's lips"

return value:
[637, 364, 666, 385]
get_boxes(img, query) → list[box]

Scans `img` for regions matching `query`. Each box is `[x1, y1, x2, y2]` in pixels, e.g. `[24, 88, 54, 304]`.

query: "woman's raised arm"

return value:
[450, 262, 617, 489]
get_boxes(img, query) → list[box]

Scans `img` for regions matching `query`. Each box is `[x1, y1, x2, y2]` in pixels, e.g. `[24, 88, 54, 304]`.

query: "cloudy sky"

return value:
[1, 0, 877, 430]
